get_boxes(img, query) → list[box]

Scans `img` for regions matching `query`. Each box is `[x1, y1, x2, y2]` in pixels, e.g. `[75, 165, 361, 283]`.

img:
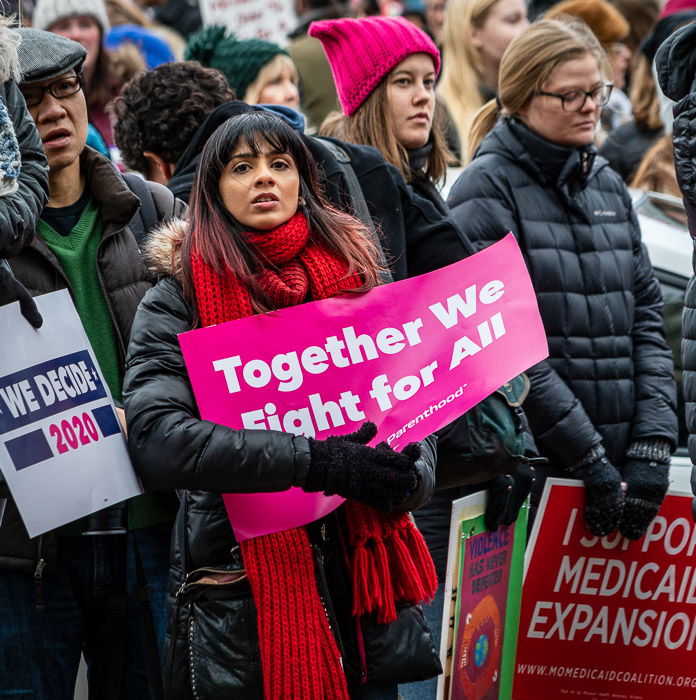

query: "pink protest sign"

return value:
[179, 234, 548, 541]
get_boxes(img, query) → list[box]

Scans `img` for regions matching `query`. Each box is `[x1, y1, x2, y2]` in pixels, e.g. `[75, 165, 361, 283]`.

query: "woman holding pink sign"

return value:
[123, 111, 441, 699]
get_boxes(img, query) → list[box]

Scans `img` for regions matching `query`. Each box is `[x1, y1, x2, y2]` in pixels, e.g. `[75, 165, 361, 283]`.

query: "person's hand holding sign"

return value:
[0, 262, 42, 329]
[568, 444, 625, 537]
[305, 421, 420, 511]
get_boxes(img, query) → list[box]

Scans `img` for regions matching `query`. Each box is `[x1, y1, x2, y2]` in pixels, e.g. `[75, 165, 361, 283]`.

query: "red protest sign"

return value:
[514, 479, 696, 699]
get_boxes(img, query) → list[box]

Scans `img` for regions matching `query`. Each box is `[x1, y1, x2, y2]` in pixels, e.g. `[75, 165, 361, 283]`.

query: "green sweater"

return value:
[39, 199, 122, 401]
[38, 199, 172, 530]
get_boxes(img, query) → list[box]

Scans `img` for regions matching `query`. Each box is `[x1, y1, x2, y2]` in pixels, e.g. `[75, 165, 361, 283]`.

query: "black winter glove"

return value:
[620, 459, 670, 540]
[484, 462, 536, 531]
[0, 263, 42, 328]
[573, 451, 624, 537]
[305, 422, 419, 511]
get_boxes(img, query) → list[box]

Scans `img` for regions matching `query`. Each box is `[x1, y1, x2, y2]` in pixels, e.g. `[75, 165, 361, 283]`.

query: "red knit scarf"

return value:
[191, 213, 437, 698]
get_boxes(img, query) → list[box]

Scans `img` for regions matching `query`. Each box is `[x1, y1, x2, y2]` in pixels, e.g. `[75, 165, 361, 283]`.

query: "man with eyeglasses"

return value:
[0, 29, 185, 699]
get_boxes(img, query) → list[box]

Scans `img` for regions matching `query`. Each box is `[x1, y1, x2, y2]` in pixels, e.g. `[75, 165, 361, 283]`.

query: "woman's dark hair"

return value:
[87, 42, 113, 113]
[181, 111, 381, 313]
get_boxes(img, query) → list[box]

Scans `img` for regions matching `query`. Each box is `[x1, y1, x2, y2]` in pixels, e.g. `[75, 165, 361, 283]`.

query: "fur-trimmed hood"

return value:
[145, 216, 187, 278]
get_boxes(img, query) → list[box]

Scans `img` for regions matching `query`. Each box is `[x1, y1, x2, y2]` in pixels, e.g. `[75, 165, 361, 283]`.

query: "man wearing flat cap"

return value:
[0, 28, 186, 699]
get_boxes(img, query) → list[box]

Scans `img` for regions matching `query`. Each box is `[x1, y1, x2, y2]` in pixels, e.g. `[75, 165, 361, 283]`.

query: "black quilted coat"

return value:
[447, 117, 677, 472]
[656, 22, 696, 515]
[123, 222, 441, 697]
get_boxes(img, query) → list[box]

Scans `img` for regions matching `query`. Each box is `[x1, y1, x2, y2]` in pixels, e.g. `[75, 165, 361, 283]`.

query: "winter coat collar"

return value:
[478, 116, 602, 195]
[80, 146, 140, 230]
[407, 142, 433, 176]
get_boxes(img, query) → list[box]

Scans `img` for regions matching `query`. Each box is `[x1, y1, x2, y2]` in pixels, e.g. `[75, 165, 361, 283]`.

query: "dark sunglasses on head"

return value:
[21, 75, 83, 108]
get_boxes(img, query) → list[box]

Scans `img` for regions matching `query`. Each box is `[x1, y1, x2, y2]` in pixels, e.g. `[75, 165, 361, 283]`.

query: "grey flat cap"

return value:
[17, 28, 86, 84]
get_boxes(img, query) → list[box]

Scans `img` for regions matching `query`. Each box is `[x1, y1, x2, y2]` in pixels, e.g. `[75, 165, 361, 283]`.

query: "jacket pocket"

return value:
[166, 565, 264, 699]
[362, 603, 442, 684]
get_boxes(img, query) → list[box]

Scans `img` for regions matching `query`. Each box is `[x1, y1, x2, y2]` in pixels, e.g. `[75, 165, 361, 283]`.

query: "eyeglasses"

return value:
[533, 82, 613, 112]
[21, 75, 82, 107]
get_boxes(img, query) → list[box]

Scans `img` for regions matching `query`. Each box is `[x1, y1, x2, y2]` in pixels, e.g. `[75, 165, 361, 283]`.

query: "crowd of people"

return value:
[0, 0, 693, 697]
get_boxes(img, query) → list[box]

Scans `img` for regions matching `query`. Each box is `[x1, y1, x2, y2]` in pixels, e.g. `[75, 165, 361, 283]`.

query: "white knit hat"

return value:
[32, 0, 110, 35]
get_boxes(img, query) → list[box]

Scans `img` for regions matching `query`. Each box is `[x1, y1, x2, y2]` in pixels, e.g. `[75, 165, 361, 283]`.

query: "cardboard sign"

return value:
[179, 234, 548, 540]
[0, 290, 142, 537]
[199, 0, 296, 47]
[514, 479, 696, 699]
[439, 492, 527, 700]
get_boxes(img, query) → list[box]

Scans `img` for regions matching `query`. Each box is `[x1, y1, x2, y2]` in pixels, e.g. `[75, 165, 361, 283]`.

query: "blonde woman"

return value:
[449, 18, 678, 541]
[438, 0, 528, 162]
[185, 25, 300, 110]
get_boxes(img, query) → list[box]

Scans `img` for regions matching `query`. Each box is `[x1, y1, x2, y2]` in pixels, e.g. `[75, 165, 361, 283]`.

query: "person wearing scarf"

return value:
[123, 111, 441, 698]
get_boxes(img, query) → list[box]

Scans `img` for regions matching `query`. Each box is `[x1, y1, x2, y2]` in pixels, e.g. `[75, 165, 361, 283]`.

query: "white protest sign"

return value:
[0, 290, 142, 537]
[199, 0, 296, 47]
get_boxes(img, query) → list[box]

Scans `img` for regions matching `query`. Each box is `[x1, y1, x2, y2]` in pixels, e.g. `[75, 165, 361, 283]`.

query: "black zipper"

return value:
[311, 542, 345, 660]
[34, 535, 45, 612]
[165, 495, 192, 689]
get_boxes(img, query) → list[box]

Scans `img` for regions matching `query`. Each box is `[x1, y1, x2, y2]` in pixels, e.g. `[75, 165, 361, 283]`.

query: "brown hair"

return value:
[467, 18, 606, 161]
[629, 53, 662, 131]
[630, 135, 679, 198]
[182, 112, 381, 315]
[319, 73, 450, 185]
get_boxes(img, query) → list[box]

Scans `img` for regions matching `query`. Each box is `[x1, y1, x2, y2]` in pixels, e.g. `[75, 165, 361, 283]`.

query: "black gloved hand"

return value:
[0, 264, 42, 328]
[305, 422, 419, 511]
[484, 462, 536, 531]
[575, 456, 624, 537]
[620, 459, 669, 540]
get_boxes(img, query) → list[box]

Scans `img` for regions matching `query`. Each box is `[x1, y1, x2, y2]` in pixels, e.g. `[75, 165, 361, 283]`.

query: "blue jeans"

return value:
[0, 523, 171, 699]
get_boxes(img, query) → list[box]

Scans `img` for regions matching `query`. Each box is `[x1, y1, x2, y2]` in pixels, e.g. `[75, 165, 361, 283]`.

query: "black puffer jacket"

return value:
[123, 221, 441, 697]
[656, 21, 696, 514]
[448, 117, 677, 470]
[0, 147, 185, 574]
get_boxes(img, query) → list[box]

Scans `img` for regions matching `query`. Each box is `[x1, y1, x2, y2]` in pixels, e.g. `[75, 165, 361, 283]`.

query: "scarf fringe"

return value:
[347, 503, 437, 625]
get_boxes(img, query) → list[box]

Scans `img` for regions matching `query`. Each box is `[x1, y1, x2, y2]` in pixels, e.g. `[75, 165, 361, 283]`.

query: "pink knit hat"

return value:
[308, 16, 441, 117]
[660, 0, 696, 17]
